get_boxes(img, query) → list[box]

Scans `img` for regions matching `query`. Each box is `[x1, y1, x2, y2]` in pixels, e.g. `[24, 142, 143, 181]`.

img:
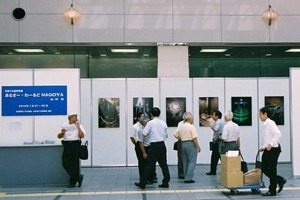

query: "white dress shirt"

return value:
[222, 120, 240, 142]
[143, 117, 168, 143]
[131, 122, 142, 142]
[261, 118, 282, 148]
[61, 122, 86, 141]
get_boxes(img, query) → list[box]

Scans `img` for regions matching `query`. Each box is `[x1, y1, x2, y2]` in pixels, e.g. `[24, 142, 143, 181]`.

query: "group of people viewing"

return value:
[56, 106, 286, 197]
[130, 107, 286, 196]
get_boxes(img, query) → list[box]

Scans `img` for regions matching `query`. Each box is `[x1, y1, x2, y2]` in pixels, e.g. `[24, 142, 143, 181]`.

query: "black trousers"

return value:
[262, 147, 284, 194]
[209, 142, 220, 173]
[145, 146, 156, 181]
[62, 140, 80, 185]
[177, 140, 184, 178]
[140, 142, 170, 187]
[135, 142, 146, 179]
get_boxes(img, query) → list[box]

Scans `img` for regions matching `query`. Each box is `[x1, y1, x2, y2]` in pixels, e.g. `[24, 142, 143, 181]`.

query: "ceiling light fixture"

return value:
[285, 48, 300, 53]
[111, 49, 139, 53]
[13, 49, 45, 53]
[64, 4, 80, 25]
[200, 49, 227, 53]
[262, 5, 278, 26]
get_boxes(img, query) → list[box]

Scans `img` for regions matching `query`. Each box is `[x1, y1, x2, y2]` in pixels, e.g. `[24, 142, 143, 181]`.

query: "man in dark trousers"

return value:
[135, 107, 170, 189]
[206, 111, 224, 175]
[57, 113, 86, 188]
[259, 107, 286, 196]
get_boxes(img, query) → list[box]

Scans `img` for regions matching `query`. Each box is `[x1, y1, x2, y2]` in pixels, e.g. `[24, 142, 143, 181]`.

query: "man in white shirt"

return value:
[221, 111, 240, 154]
[259, 107, 286, 196]
[130, 112, 144, 179]
[57, 113, 86, 188]
[135, 107, 170, 189]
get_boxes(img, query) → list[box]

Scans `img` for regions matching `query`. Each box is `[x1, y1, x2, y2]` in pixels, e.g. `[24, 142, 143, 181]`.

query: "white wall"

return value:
[91, 79, 127, 166]
[258, 78, 290, 162]
[290, 68, 300, 176]
[1, 0, 300, 43]
[79, 77, 292, 167]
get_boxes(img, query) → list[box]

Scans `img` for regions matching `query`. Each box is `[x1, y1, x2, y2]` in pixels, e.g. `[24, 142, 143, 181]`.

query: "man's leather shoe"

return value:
[68, 184, 75, 188]
[206, 172, 216, 175]
[158, 183, 169, 188]
[135, 182, 145, 189]
[278, 179, 286, 193]
[184, 180, 195, 183]
[261, 191, 276, 196]
[78, 174, 84, 187]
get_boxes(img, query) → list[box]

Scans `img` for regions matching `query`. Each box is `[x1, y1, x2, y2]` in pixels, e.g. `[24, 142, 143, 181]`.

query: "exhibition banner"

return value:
[2, 85, 67, 116]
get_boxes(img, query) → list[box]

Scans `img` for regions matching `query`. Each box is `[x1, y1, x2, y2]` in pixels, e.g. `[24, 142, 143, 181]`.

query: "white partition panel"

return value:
[193, 78, 225, 164]
[225, 78, 258, 162]
[160, 78, 193, 165]
[258, 78, 290, 162]
[91, 79, 126, 166]
[291, 68, 300, 176]
[0, 70, 34, 145]
[34, 69, 80, 143]
[126, 78, 160, 166]
[80, 79, 92, 167]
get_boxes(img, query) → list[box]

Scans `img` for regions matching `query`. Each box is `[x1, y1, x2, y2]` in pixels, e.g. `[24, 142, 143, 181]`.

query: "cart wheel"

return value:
[251, 189, 261, 194]
[230, 189, 239, 195]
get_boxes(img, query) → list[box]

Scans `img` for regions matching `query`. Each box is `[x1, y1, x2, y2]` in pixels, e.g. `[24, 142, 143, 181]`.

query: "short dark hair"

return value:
[151, 107, 161, 117]
[260, 106, 271, 117]
[213, 110, 222, 119]
[136, 111, 143, 119]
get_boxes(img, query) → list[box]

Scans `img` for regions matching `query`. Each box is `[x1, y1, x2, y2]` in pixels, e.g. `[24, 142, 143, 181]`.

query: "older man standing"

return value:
[220, 111, 240, 154]
[174, 112, 201, 183]
[57, 113, 86, 188]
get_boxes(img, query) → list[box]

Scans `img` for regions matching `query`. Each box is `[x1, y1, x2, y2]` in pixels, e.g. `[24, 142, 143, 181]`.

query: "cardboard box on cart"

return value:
[221, 155, 241, 172]
[220, 170, 244, 188]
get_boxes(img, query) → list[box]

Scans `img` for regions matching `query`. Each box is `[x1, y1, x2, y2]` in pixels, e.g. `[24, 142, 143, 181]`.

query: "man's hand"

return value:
[266, 144, 272, 151]
[143, 153, 148, 159]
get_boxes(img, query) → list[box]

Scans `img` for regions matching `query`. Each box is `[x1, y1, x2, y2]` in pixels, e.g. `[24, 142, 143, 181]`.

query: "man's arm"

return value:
[57, 129, 66, 139]
[139, 142, 147, 159]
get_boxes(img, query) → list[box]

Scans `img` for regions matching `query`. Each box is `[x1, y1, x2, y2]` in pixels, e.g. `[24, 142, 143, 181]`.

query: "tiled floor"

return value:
[0, 163, 299, 200]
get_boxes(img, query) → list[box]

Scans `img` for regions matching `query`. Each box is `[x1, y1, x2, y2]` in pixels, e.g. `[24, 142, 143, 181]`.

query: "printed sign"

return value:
[2, 86, 67, 116]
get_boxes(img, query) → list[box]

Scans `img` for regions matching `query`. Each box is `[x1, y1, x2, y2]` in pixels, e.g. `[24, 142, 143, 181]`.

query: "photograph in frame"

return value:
[98, 98, 120, 128]
[133, 97, 153, 124]
[199, 97, 219, 127]
[231, 97, 252, 126]
[265, 96, 284, 125]
[166, 97, 186, 127]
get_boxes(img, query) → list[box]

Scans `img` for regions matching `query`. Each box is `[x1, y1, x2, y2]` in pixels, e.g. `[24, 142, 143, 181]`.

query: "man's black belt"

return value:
[224, 141, 236, 143]
[63, 140, 80, 143]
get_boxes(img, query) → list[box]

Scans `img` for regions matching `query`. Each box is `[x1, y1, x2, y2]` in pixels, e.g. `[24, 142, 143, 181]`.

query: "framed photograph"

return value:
[133, 97, 153, 124]
[166, 97, 186, 127]
[265, 96, 284, 125]
[199, 97, 219, 127]
[231, 97, 252, 126]
[98, 98, 120, 128]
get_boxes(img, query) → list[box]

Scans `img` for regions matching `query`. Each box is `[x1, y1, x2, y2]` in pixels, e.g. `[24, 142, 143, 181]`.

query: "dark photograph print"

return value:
[231, 97, 252, 126]
[98, 98, 120, 128]
[166, 97, 186, 127]
[265, 96, 284, 125]
[199, 97, 219, 127]
[133, 97, 153, 124]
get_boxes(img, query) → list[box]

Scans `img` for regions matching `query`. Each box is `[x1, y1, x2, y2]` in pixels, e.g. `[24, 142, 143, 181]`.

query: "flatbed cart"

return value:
[225, 151, 265, 195]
